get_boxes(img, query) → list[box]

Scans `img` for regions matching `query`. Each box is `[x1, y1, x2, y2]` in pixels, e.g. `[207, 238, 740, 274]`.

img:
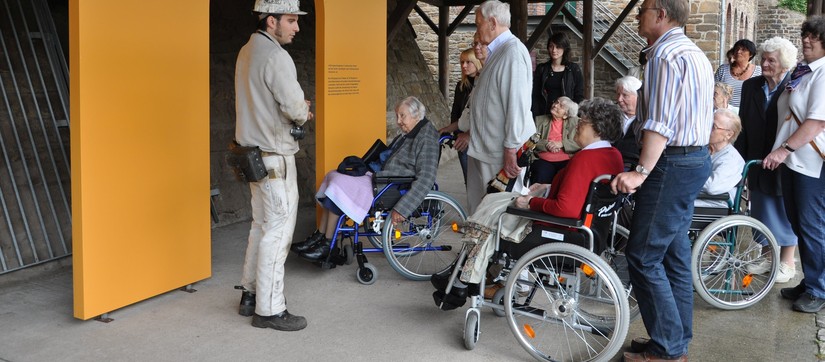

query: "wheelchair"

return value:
[317, 136, 468, 285]
[610, 160, 780, 311]
[689, 160, 780, 310]
[445, 174, 630, 362]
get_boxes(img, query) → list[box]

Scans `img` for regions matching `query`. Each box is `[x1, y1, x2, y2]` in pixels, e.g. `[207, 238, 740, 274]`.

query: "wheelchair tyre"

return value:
[382, 191, 467, 281]
[599, 225, 641, 323]
[356, 263, 378, 285]
[344, 244, 354, 265]
[463, 311, 480, 350]
[491, 287, 506, 317]
[503, 243, 629, 362]
[691, 215, 779, 310]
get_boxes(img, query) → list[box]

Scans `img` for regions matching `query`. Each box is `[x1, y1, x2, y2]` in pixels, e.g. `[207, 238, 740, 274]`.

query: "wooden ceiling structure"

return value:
[387, 0, 641, 99]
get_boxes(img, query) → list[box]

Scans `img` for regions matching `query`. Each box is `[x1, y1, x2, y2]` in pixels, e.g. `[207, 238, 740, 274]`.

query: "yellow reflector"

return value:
[742, 274, 753, 288]
[452, 222, 459, 232]
[581, 263, 595, 277]
[523, 324, 535, 339]
[395, 229, 401, 239]
[345, 219, 354, 227]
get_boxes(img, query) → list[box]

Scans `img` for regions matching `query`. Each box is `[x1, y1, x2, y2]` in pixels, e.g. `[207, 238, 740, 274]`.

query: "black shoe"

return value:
[299, 238, 332, 261]
[432, 289, 467, 311]
[291, 230, 324, 253]
[238, 290, 256, 317]
[792, 292, 825, 313]
[430, 270, 452, 291]
[781, 282, 806, 300]
[251, 310, 307, 331]
[629, 337, 650, 353]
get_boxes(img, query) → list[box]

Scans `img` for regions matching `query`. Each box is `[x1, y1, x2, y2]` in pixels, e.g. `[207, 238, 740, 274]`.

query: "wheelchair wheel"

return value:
[599, 225, 640, 323]
[356, 263, 378, 285]
[463, 310, 480, 350]
[503, 243, 629, 362]
[691, 215, 779, 310]
[382, 191, 467, 281]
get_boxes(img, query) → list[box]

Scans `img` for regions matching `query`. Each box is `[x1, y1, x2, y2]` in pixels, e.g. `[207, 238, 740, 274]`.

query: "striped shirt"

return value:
[637, 27, 714, 147]
[714, 63, 762, 107]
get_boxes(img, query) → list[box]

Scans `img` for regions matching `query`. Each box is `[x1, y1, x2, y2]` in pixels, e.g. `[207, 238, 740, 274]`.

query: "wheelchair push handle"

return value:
[439, 133, 457, 148]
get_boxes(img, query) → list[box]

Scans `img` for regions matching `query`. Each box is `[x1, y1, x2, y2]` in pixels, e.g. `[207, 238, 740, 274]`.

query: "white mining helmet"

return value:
[253, 0, 307, 15]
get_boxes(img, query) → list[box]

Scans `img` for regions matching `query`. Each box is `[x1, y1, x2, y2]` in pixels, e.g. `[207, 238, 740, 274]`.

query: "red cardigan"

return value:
[528, 146, 624, 219]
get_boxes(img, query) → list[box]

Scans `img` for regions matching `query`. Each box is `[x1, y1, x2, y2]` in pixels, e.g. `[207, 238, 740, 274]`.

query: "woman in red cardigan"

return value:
[515, 97, 625, 218]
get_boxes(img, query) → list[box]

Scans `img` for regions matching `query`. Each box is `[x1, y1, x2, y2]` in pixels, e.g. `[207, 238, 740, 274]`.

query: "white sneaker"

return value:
[746, 259, 771, 275]
[774, 263, 796, 284]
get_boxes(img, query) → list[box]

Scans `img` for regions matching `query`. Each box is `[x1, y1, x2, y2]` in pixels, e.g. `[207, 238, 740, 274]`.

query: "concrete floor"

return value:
[0, 156, 820, 361]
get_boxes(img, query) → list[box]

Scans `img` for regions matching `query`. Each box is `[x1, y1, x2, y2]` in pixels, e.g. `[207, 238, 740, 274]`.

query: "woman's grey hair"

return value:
[396, 96, 426, 121]
[578, 97, 623, 142]
[615, 76, 642, 94]
[714, 108, 742, 142]
[479, 0, 511, 28]
[655, 0, 689, 27]
[758, 37, 798, 70]
[714, 82, 733, 99]
[556, 96, 579, 119]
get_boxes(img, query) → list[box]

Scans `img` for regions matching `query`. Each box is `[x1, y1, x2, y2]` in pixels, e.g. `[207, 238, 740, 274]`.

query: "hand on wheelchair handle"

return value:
[611, 171, 644, 195]
[453, 133, 470, 152]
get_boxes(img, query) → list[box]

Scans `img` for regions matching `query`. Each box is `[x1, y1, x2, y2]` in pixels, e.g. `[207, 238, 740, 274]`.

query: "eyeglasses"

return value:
[712, 124, 730, 131]
[637, 7, 661, 16]
[472, 41, 484, 48]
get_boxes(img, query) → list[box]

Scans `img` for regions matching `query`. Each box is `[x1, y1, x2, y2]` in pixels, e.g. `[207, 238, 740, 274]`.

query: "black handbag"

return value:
[337, 155, 368, 177]
[227, 142, 268, 182]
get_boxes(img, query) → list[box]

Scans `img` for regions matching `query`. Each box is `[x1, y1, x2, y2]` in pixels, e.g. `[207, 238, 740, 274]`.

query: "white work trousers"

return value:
[241, 154, 298, 316]
[466, 156, 526, 215]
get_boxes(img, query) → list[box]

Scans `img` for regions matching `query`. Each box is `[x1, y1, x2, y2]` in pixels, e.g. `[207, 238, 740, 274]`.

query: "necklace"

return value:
[731, 63, 750, 78]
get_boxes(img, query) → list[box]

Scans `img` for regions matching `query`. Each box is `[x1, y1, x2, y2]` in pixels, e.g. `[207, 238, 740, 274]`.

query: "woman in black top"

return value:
[531, 32, 584, 118]
[440, 48, 483, 183]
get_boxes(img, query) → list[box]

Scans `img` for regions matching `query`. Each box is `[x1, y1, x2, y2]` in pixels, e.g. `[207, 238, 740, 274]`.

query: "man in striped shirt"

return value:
[612, 0, 713, 360]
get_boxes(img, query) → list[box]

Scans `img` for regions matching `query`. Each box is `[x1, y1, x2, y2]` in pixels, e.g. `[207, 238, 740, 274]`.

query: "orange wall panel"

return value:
[315, 0, 387, 188]
[70, 0, 210, 320]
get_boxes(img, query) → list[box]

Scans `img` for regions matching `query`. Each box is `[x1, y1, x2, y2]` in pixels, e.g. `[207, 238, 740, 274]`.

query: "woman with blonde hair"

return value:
[440, 48, 483, 183]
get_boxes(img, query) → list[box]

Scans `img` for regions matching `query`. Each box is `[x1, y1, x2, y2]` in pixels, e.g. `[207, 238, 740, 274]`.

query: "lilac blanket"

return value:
[316, 171, 374, 223]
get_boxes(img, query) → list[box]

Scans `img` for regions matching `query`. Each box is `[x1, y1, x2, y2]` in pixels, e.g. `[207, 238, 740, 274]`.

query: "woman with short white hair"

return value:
[613, 75, 642, 166]
[735, 36, 799, 284]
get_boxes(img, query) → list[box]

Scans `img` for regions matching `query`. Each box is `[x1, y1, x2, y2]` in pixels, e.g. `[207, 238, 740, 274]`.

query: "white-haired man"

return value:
[458, 0, 536, 214]
[234, 0, 312, 331]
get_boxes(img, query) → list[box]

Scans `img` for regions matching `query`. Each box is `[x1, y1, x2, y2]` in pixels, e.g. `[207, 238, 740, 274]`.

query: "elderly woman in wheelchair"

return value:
[292, 96, 439, 262]
[433, 97, 630, 360]
[694, 109, 745, 208]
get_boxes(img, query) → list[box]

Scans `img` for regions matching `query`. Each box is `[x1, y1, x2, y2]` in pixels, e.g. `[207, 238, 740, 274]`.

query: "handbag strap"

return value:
[788, 110, 825, 160]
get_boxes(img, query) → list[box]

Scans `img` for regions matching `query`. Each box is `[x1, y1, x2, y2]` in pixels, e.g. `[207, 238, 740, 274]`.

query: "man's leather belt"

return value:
[664, 146, 703, 155]
[261, 151, 279, 157]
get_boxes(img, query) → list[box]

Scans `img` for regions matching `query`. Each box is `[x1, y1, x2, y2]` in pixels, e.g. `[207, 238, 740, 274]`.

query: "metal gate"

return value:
[0, 0, 71, 274]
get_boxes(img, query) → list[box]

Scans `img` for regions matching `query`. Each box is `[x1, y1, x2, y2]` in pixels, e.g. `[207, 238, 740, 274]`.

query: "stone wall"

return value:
[209, 0, 449, 227]
[755, 0, 807, 53]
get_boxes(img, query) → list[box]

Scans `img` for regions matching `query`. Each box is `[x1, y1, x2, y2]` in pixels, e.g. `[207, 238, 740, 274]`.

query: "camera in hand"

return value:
[290, 124, 305, 140]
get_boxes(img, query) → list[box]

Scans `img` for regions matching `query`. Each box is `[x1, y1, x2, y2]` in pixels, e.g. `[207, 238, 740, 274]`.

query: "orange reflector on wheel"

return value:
[707, 245, 717, 253]
[395, 229, 401, 239]
[523, 324, 536, 339]
[581, 263, 595, 277]
[452, 222, 459, 232]
[742, 274, 753, 288]
[345, 219, 354, 226]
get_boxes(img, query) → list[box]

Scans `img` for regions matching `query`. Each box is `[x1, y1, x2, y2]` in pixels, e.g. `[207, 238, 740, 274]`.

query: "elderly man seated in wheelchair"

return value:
[291, 96, 439, 261]
[432, 97, 625, 309]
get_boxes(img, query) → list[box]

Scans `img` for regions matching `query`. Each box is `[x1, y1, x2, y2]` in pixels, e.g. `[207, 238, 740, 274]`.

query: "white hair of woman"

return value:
[616, 75, 642, 94]
[757, 37, 798, 70]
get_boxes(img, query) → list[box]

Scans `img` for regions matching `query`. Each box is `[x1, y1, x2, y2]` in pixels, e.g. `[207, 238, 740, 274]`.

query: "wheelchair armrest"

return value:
[697, 192, 730, 201]
[373, 175, 416, 185]
[504, 206, 583, 228]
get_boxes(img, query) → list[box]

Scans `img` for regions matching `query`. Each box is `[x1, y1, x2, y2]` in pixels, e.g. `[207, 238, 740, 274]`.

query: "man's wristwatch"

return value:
[635, 164, 651, 177]
[781, 141, 796, 153]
